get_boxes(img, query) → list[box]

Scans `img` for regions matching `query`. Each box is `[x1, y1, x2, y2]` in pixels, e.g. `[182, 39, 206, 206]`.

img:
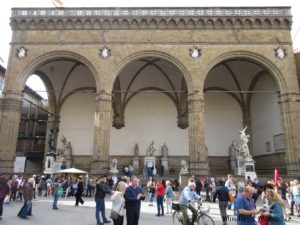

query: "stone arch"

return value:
[108, 50, 194, 94]
[201, 50, 287, 94]
[16, 50, 100, 95]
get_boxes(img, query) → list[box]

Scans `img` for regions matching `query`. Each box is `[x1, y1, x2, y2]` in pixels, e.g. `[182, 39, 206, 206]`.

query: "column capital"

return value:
[0, 97, 22, 112]
[278, 92, 300, 104]
[96, 90, 112, 103]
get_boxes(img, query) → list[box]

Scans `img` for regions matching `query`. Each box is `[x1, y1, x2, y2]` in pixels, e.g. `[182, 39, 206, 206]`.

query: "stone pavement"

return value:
[1, 196, 300, 225]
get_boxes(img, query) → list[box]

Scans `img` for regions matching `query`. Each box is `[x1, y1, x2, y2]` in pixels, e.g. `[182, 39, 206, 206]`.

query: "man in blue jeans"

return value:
[95, 176, 114, 225]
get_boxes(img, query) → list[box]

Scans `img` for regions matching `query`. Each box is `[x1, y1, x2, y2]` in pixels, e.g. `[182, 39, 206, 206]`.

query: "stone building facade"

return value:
[0, 7, 299, 177]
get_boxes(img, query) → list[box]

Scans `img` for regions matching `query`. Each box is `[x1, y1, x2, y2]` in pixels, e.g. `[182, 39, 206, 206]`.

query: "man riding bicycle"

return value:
[179, 182, 202, 225]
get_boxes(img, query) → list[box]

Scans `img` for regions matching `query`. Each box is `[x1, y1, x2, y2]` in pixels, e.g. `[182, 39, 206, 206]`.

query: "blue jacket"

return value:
[124, 185, 143, 213]
[268, 202, 286, 225]
[179, 186, 201, 205]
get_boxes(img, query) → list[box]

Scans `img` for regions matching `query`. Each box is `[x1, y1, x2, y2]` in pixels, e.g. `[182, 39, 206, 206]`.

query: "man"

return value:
[124, 176, 145, 225]
[95, 176, 113, 225]
[235, 186, 259, 225]
[75, 177, 84, 206]
[225, 174, 236, 209]
[213, 180, 229, 225]
[179, 182, 201, 225]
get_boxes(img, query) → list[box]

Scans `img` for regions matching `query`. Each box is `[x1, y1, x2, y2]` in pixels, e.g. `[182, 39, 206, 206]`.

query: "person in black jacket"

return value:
[95, 176, 114, 225]
[75, 177, 84, 206]
[213, 179, 229, 225]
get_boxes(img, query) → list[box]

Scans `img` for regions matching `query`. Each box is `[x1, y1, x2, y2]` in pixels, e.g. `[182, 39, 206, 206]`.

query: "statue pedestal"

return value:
[109, 169, 119, 174]
[44, 154, 55, 174]
[236, 156, 257, 180]
[179, 172, 189, 187]
[161, 158, 169, 175]
[144, 156, 156, 175]
[244, 160, 257, 181]
[132, 157, 140, 174]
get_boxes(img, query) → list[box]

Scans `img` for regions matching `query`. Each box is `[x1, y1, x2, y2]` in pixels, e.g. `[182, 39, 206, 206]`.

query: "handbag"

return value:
[228, 192, 234, 202]
[110, 210, 119, 220]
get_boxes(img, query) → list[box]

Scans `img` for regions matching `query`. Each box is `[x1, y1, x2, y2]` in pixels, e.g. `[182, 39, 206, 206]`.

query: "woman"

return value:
[147, 177, 155, 206]
[52, 178, 62, 209]
[172, 179, 180, 201]
[165, 180, 175, 214]
[111, 181, 127, 225]
[0, 175, 9, 220]
[261, 189, 286, 225]
[18, 178, 34, 219]
[155, 180, 165, 216]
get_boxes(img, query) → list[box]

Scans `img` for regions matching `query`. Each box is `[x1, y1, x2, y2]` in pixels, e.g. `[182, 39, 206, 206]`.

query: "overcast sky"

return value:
[0, 0, 299, 99]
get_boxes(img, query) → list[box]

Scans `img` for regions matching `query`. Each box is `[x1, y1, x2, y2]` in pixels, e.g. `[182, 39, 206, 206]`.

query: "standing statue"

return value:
[161, 143, 168, 158]
[237, 126, 252, 160]
[134, 143, 139, 157]
[146, 141, 156, 157]
[180, 160, 189, 173]
[48, 127, 59, 153]
[229, 141, 238, 170]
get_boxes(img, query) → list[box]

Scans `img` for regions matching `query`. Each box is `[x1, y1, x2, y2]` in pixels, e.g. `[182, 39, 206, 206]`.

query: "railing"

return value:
[11, 7, 291, 18]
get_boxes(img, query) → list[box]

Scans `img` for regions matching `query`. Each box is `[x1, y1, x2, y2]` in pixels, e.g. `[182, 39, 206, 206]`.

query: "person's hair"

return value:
[116, 181, 127, 194]
[131, 175, 138, 181]
[265, 189, 285, 207]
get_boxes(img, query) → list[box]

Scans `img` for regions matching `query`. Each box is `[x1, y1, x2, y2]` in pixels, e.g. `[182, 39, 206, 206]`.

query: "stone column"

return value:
[90, 91, 112, 174]
[0, 92, 22, 174]
[279, 93, 300, 178]
[188, 92, 209, 175]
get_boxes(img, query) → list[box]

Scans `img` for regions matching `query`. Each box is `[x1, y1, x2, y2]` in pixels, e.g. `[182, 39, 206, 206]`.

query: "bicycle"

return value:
[172, 200, 215, 225]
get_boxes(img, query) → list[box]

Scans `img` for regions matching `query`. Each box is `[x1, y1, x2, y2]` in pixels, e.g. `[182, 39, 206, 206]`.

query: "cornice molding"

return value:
[10, 7, 292, 31]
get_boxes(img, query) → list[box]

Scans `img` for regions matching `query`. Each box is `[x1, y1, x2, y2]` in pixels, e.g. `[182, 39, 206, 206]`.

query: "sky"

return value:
[0, 0, 300, 99]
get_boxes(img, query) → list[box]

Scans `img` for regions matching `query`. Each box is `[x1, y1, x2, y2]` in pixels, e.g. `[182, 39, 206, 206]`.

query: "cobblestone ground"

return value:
[1, 195, 299, 225]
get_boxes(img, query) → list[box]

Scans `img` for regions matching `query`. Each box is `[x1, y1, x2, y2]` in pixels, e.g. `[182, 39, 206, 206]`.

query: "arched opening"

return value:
[111, 57, 189, 174]
[204, 59, 285, 176]
[17, 58, 97, 173]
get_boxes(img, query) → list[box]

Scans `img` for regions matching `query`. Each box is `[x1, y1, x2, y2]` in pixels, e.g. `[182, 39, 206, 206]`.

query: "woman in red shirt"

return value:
[156, 180, 166, 216]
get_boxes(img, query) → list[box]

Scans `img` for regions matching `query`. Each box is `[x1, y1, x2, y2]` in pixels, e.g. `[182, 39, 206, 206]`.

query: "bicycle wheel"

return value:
[196, 214, 215, 225]
[173, 210, 183, 225]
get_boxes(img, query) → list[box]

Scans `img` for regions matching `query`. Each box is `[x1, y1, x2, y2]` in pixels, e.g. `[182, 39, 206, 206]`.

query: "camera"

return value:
[140, 194, 145, 201]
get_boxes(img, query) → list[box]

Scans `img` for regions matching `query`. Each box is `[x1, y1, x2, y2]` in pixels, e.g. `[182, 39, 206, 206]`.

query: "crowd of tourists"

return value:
[0, 172, 300, 225]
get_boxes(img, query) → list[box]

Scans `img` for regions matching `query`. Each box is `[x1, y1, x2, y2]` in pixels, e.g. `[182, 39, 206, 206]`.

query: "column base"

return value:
[0, 159, 14, 174]
[189, 161, 209, 176]
[90, 160, 109, 175]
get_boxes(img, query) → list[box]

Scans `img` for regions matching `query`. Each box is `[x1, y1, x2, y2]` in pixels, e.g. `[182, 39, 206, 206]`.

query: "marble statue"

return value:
[180, 160, 188, 173]
[134, 143, 139, 157]
[146, 141, 156, 157]
[109, 158, 119, 173]
[161, 143, 168, 158]
[236, 126, 252, 160]
[56, 135, 73, 168]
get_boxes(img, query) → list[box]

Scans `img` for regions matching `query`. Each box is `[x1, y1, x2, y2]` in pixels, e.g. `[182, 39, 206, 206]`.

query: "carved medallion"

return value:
[16, 46, 28, 59]
[99, 46, 111, 59]
[274, 46, 287, 59]
[189, 47, 201, 59]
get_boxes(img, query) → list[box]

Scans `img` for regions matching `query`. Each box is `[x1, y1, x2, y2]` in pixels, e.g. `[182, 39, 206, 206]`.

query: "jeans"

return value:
[53, 193, 59, 209]
[18, 201, 32, 218]
[218, 201, 228, 225]
[149, 192, 154, 204]
[96, 197, 109, 224]
[156, 195, 164, 215]
[126, 211, 139, 225]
